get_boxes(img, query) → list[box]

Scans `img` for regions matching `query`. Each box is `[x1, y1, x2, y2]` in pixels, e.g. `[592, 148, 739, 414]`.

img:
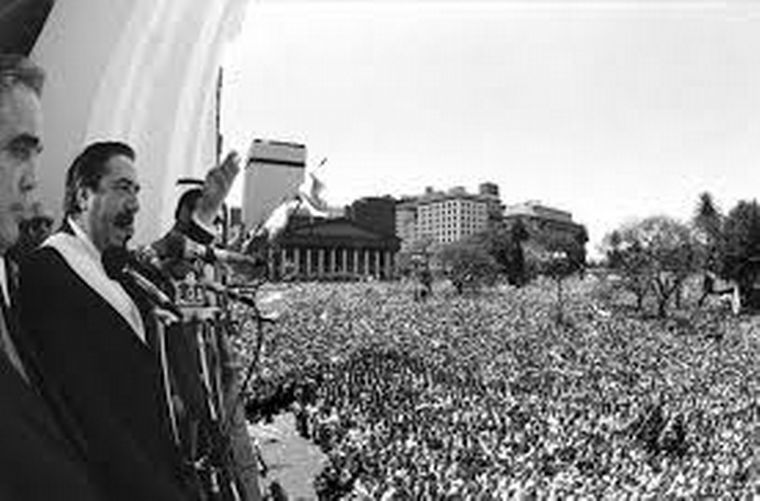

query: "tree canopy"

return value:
[604, 216, 698, 317]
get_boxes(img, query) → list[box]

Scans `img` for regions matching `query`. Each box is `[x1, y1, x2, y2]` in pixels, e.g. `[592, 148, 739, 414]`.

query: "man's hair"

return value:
[175, 188, 203, 221]
[0, 54, 44, 97]
[63, 141, 136, 217]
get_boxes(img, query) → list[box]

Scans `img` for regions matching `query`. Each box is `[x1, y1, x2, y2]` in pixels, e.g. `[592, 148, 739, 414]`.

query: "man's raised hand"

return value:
[196, 151, 241, 226]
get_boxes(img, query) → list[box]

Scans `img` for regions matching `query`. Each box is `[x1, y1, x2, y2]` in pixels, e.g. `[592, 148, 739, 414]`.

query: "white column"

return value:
[330, 248, 336, 277]
[267, 246, 274, 278]
[318, 248, 325, 278]
[280, 248, 287, 278]
[342, 248, 348, 276]
[293, 247, 301, 280]
[374, 250, 381, 278]
[354, 249, 359, 275]
[306, 248, 313, 278]
[364, 249, 370, 276]
[384, 250, 392, 280]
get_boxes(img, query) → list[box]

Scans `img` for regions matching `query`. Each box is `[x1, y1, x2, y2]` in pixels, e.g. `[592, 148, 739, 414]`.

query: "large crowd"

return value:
[236, 277, 758, 499]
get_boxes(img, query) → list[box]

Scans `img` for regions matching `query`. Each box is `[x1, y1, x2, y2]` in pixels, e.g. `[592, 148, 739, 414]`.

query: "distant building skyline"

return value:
[395, 182, 501, 248]
[222, 3, 760, 259]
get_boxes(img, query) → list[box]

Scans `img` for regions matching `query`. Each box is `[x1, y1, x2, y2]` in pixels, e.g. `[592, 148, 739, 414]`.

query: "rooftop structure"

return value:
[503, 200, 573, 223]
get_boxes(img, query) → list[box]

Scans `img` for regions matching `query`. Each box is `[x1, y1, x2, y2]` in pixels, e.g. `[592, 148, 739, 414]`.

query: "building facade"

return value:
[417, 191, 488, 244]
[503, 200, 573, 223]
[503, 200, 587, 249]
[395, 183, 502, 248]
[270, 216, 400, 281]
[345, 196, 396, 237]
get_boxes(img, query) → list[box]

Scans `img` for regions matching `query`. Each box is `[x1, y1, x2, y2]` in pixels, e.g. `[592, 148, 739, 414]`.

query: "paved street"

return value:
[250, 413, 326, 500]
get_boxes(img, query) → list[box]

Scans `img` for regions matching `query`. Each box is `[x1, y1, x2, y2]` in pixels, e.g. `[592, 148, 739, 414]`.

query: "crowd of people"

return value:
[1, 49, 756, 500]
[241, 278, 758, 499]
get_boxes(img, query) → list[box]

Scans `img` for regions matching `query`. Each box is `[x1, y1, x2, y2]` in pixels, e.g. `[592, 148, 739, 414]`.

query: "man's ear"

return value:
[74, 185, 91, 213]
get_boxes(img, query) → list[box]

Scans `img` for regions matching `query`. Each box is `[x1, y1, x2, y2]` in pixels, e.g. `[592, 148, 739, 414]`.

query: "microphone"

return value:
[183, 238, 263, 267]
[153, 231, 264, 267]
[197, 279, 257, 309]
[102, 246, 182, 320]
[198, 279, 278, 324]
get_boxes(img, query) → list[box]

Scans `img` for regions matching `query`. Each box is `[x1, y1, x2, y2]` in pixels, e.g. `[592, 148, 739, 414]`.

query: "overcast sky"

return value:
[221, 1, 760, 254]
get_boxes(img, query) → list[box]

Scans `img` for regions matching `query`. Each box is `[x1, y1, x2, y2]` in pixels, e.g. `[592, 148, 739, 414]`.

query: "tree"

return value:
[395, 235, 435, 277]
[720, 200, 760, 305]
[607, 216, 698, 317]
[467, 223, 512, 271]
[465, 218, 531, 287]
[534, 233, 585, 324]
[603, 230, 652, 311]
[505, 218, 529, 286]
[437, 239, 499, 294]
[573, 225, 589, 277]
[721, 200, 760, 276]
[692, 191, 723, 272]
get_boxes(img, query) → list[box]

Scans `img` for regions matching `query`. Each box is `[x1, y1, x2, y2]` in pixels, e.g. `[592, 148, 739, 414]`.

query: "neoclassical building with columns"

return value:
[268, 217, 401, 281]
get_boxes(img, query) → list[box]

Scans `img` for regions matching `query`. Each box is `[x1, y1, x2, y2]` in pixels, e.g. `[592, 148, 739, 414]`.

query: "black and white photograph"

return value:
[0, 0, 757, 499]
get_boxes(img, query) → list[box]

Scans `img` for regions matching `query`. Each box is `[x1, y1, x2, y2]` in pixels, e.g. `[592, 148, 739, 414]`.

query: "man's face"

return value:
[0, 85, 43, 253]
[83, 155, 140, 252]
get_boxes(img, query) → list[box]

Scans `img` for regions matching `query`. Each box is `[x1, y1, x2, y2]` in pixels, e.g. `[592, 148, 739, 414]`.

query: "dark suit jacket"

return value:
[18, 240, 197, 501]
[0, 256, 104, 500]
[0, 347, 105, 500]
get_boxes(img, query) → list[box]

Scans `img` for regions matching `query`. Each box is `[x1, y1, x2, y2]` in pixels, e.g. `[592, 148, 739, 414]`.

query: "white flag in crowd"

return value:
[297, 171, 329, 217]
[248, 167, 329, 245]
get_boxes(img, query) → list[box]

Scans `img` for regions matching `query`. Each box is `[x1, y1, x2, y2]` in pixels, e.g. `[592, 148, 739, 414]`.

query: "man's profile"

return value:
[0, 53, 104, 500]
[19, 141, 199, 501]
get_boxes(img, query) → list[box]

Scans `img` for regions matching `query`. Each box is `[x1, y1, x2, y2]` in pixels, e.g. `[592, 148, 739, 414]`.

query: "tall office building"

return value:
[395, 184, 497, 247]
[242, 139, 306, 232]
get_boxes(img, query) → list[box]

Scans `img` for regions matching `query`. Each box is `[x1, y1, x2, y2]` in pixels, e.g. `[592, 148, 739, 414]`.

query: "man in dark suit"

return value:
[0, 54, 104, 499]
[19, 140, 241, 500]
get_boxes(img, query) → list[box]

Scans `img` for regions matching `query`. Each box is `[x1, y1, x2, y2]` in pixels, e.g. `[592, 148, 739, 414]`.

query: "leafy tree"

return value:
[465, 219, 530, 286]
[396, 236, 435, 277]
[467, 224, 512, 271]
[437, 239, 499, 294]
[573, 225, 589, 276]
[692, 192, 723, 272]
[607, 216, 698, 317]
[720, 199, 760, 298]
[505, 218, 529, 286]
[534, 233, 585, 324]
[603, 230, 652, 311]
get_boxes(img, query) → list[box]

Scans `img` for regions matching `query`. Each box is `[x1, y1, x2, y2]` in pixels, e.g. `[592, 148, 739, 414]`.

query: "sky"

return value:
[221, 0, 760, 255]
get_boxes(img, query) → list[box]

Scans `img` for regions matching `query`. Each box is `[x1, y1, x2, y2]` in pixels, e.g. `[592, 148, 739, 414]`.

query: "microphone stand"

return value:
[153, 307, 182, 448]
[103, 249, 184, 450]
[180, 294, 244, 501]
[216, 284, 276, 437]
[197, 278, 279, 500]
[187, 268, 277, 501]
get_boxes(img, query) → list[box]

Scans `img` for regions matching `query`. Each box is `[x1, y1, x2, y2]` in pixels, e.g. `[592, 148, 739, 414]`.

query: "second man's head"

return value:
[64, 141, 140, 251]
